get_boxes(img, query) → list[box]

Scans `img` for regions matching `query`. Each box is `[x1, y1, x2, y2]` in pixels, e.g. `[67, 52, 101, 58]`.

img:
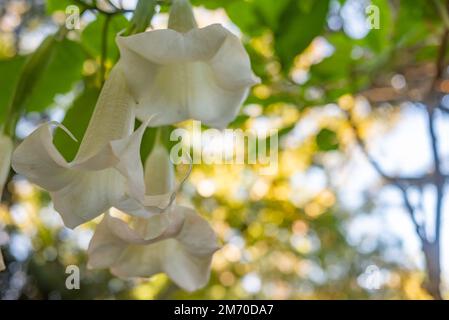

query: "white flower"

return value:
[88, 144, 219, 291]
[0, 134, 13, 200]
[115, 0, 260, 129]
[11, 67, 155, 229]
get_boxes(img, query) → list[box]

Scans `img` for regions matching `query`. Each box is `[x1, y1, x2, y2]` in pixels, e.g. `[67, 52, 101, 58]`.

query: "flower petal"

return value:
[87, 213, 129, 269]
[87, 211, 179, 269]
[74, 67, 135, 162]
[51, 168, 127, 228]
[12, 123, 74, 191]
[110, 120, 148, 202]
[88, 206, 219, 292]
[162, 206, 219, 291]
[143, 144, 175, 196]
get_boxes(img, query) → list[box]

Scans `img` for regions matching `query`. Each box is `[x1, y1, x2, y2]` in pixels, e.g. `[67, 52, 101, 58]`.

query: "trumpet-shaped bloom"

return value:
[115, 0, 260, 129]
[0, 134, 13, 200]
[88, 145, 219, 291]
[11, 67, 154, 229]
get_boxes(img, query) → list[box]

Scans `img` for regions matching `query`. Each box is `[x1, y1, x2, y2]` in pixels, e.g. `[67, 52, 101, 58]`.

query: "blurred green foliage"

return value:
[0, 0, 446, 300]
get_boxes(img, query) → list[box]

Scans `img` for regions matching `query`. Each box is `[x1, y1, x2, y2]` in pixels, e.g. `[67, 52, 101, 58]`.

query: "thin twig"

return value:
[397, 185, 426, 241]
[73, 0, 132, 15]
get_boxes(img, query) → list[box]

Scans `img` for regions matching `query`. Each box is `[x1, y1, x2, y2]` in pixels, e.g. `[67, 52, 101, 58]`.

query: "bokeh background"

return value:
[1, 0, 449, 299]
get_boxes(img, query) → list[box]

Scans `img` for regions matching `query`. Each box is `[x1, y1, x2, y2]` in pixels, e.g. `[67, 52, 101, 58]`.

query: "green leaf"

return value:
[228, 115, 250, 129]
[394, 0, 435, 47]
[26, 38, 85, 112]
[140, 126, 158, 162]
[316, 128, 339, 151]
[46, 0, 73, 14]
[253, 0, 290, 31]
[81, 14, 129, 62]
[0, 56, 26, 123]
[53, 85, 100, 161]
[4, 35, 57, 135]
[225, 1, 261, 36]
[310, 33, 352, 82]
[275, 0, 330, 70]
[125, 0, 156, 36]
[139, 125, 178, 162]
[191, 0, 238, 10]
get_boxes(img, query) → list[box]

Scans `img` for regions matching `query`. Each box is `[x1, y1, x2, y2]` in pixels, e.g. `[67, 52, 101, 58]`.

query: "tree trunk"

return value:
[423, 240, 443, 300]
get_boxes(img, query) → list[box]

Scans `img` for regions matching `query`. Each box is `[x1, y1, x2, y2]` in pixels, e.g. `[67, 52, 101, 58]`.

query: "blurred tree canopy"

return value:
[0, 0, 448, 299]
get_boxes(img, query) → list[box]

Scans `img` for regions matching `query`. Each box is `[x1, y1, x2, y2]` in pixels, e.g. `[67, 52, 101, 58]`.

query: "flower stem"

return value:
[168, 0, 197, 33]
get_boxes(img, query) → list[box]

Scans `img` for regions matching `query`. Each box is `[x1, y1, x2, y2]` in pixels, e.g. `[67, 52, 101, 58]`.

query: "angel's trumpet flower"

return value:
[12, 67, 152, 228]
[116, 0, 260, 129]
[88, 144, 219, 291]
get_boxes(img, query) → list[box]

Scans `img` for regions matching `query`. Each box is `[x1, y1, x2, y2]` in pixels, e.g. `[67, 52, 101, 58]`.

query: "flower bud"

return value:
[168, 0, 197, 33]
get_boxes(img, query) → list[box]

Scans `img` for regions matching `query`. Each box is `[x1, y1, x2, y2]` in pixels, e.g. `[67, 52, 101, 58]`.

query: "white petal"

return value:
[74, 67, 135, 162]
[163, 206, 219, 291]
[12, 123, 74, 191]
[110, 120, 148, 202]
[0, 134, 13, 199]
[144, 144, 175, 195]
[88, 212, 176, 269]
[51, 168, 127, 228]
[87, 214, 128, 269]
[117, 24, 259, 128]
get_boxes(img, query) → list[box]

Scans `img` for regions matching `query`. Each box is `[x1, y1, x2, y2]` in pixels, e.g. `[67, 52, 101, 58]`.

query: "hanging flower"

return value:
[115, 0, 260, 129]
[88, 144, 219, 291]
[0, 134, 13, 200]
[11, 67, 156, 229]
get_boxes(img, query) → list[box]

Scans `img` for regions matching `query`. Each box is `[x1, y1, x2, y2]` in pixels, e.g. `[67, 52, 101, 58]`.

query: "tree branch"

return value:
[344, 110, 427, 241]
[73, 0, 132, 15]
[425, 26, 448, 244]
